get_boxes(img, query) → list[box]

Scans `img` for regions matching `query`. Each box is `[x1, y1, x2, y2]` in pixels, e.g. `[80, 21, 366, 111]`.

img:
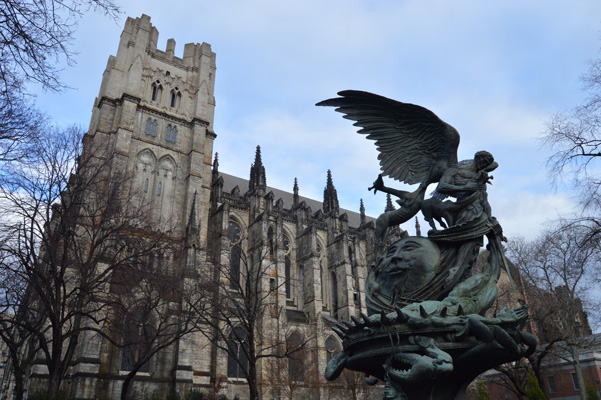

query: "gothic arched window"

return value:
[151, 80, 162, 102]
[331, 271, 338, 319]
[317, 244, 325, 302]
[120, 309, 154, 373]
[170, 87, 181, 108]
[151, 120, 157, 137]
[268, 226, 275, 256]
[227, 327, 248, 379]
[287, 331, 305, 382]
[283, 234, 291, 299]
[325, 336, 341, 362]
[145, 118, 152, 135]
[165, 124, 177, 143]
[165, 125, 171, 142]
[349, 245, 358, 290]
[136, 149, 156, 201]
[171, 125, 177, 142]
[229, 220, 242, 289]
[298, 263, 305, 308]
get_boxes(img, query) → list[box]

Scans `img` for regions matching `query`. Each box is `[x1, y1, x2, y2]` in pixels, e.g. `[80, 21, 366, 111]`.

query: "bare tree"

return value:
[0, 93, 45, 162]
[491, 360, 529, 400]
[265, 332, 325, 400]
[324, 370, 382, 400]
[0, 254, 41, 400]
[0, 0, 120, 162]
[197, 232, 312, 400]
[106, 254, 207, 400]
[0, 0, 120, 92]
[507, 221, 601, 400]
[544, 57, 601, 217]
[0, 125, 168, 398]
[0, 125, 84, 399]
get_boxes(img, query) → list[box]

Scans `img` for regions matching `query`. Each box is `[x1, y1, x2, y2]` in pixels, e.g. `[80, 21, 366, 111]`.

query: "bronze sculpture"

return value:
[317, 91, 536, 400]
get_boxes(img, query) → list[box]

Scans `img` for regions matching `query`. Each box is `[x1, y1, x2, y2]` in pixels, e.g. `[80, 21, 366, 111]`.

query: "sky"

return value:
[31, 0, 601, 241]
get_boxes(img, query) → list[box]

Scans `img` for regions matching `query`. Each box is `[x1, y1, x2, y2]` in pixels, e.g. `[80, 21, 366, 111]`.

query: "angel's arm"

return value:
[435, 169, 481, 195]
[436, 181, 480, 195]
[370, 176, 411, 199]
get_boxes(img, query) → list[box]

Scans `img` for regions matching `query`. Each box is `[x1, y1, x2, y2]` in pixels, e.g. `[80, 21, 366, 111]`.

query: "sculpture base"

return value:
[326, 306, 536, 400]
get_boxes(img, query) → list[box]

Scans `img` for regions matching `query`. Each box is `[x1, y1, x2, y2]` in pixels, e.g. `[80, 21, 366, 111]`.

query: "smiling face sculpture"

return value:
[366, 237, 441, 314]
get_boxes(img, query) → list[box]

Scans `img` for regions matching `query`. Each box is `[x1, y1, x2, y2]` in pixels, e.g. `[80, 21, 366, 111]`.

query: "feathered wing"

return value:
[317, 90, 460, 185]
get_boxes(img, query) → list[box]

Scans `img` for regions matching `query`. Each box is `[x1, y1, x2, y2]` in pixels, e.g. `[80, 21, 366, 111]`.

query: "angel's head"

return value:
[474, 151, 495, 171]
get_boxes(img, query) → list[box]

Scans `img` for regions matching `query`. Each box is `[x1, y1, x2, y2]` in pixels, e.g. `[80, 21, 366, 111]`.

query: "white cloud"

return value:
[26, 0, 601, 242]
[494, 191, 576, 241]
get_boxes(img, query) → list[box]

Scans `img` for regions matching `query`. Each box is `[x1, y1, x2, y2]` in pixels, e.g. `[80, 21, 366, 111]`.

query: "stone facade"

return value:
[25, 15, 377, 399]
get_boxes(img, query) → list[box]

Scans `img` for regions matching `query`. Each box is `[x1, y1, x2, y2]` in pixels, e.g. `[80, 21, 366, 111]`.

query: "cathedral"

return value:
[18, 15, 379, 399]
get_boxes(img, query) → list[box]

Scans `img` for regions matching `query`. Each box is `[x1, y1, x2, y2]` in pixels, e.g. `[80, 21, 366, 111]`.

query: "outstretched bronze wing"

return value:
[317, 90, 460, 186]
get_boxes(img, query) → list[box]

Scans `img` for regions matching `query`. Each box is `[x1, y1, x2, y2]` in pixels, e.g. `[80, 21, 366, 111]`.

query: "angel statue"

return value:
[317, 91, 535, 400]
[318, 91, 502, 256]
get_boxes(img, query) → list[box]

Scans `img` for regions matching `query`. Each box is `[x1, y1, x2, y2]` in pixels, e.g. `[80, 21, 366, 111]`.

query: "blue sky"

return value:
[32, 0, 601, 240]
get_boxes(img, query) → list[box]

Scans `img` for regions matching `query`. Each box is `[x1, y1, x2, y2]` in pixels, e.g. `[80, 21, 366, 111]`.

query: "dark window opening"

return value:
[170, 90, 181, 108]
[571, 372, 580, 391]
[547, 375, 557, 394]
[120, 310, 153, 373]
[268, 226, 274, 256]
[283, 234, 291, 299]
[227, 327, 248, 379]
[325, 336, 340, 363]
[166, 125, 172, 142]
[151, 120, 157, 137]
[331, 271, 338, 318]
[228, 220, 242, 289]
[285, 256, 291, 298]
[287, 332, 305, 382]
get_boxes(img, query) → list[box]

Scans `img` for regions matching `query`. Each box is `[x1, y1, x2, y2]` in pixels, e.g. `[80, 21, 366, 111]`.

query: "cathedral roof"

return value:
[219, 172, 373, 229]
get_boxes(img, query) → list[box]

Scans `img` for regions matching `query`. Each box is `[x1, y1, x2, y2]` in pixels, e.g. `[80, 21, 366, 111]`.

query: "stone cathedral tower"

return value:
[25, 14, 378, 400]
[63, 14, 218, 398]
[88, 14, 216, 243]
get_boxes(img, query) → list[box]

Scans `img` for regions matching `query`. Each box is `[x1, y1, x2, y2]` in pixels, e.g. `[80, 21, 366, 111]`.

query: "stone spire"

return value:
[186, 191, 199, 235]
[249, 145, 266, 192]
[385, 193, 396, 212]
[415, 216, 422, 237]
[323, 170, 339, 214]
[211, 152, 219, 184]
[360, 199, 366, 226]
[293, 177, 300, 208]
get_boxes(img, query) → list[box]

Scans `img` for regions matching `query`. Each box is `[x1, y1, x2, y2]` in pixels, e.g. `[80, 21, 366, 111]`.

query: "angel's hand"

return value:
[368, 174, 384, 194]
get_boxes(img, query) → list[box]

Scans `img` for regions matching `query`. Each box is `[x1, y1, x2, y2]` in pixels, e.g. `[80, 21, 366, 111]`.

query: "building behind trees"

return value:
[1, 15, 378, 399]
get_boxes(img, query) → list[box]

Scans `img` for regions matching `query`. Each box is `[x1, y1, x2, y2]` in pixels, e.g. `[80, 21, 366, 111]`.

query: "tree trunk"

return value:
[247, 356, 260, 400]
[7, 345, 27, 400]
[248, 382, 260, 400]
[121, 371, 136, 400]
[47, 370, 62, 399]
[12, 364, 25, 400]
[570, 345, 587, 400]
